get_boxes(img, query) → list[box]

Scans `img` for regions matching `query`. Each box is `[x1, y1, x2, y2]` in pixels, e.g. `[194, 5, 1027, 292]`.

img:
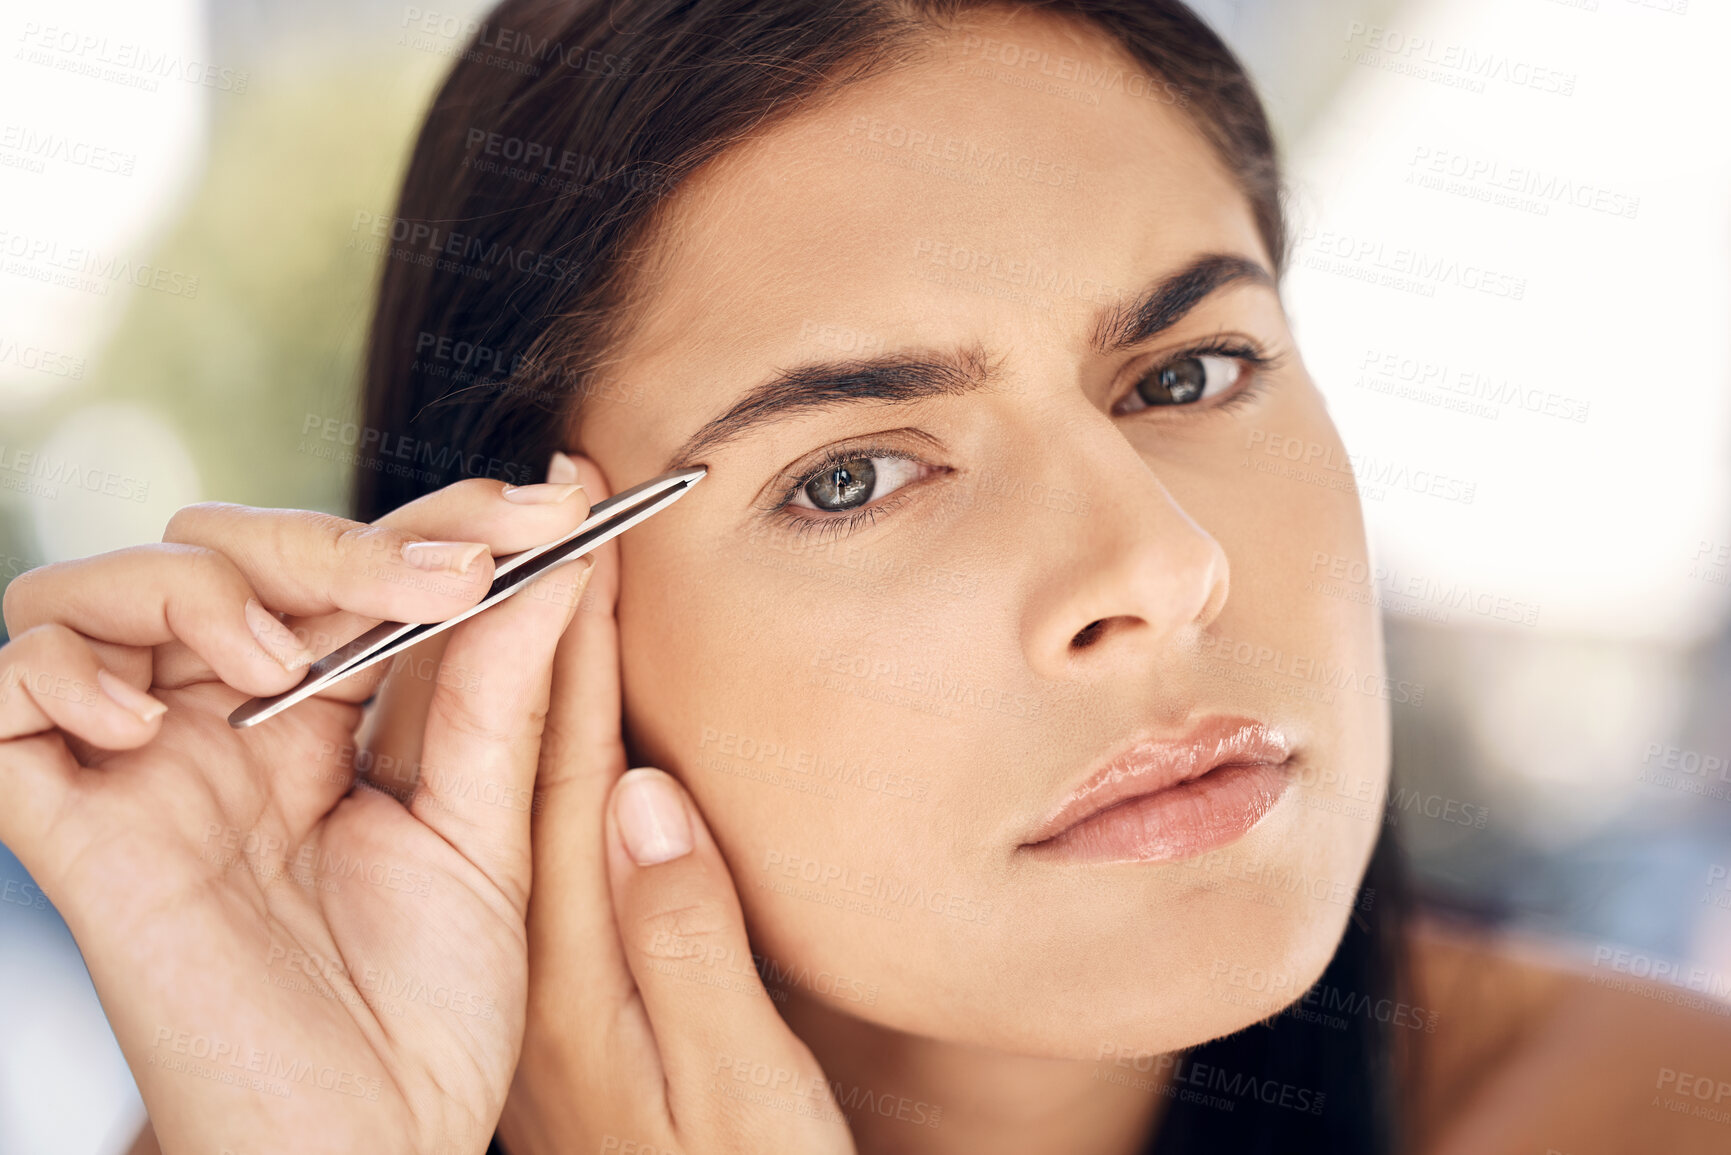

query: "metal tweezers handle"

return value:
[226, 466, 705, 729]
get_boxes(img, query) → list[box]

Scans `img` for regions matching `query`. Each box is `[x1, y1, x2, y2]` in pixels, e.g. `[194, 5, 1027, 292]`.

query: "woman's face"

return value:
[576, 7, 1389, 1059]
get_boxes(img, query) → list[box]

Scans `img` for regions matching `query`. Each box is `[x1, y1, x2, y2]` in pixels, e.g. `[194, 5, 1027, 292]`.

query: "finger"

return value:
[163, 499, 507, 621]
[606, 768, 843, 1144]
[341, 456, 599, 793]
[408, 555, 595, 912]
[349, 631, 454, 798]
[266, 471, 595, 697]
[0, 731, 82, 870]
[518, 455, 641, 1057]
[4, 548, 340, 697]
[0, 624, 166, 745]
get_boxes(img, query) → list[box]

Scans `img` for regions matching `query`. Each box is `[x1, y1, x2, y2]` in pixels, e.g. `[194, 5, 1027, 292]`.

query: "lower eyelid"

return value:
[774, 461, 946, 539]
[787, 453, 929, 511]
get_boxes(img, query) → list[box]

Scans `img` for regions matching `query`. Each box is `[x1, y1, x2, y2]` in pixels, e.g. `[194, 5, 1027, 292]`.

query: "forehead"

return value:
[583, 7, 1264, 460]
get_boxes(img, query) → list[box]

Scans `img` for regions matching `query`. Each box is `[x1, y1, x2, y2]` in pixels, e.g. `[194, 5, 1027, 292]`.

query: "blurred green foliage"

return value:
[11, 52, 448, 538]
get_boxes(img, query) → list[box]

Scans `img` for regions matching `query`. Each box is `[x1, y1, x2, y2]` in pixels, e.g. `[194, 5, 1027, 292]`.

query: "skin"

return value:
[36, 7, 1731, 1155]
[511, 7, 1389, 1154]
[589, 0, 1383, 1109]
[5, 8, 1385, 1155]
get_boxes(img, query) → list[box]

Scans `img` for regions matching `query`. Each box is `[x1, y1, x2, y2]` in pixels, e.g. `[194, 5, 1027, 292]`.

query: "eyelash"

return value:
[1111, 337, 1281, 418]
[767, 444, 935, 544]
[763, 338, 1281, 543]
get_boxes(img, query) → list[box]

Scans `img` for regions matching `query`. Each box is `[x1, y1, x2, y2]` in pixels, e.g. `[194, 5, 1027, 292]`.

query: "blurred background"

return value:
[1, 0, 1727, 1150]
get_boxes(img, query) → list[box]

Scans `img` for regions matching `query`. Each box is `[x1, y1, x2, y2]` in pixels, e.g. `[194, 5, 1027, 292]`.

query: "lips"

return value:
[1019, 716, 1293, 863]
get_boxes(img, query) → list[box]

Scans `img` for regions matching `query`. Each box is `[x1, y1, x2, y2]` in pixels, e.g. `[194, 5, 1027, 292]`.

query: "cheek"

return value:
[614, 537, 982, 1002]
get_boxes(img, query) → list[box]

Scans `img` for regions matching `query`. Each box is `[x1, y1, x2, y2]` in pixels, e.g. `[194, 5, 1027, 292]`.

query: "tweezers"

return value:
[227, 466, 706, 729]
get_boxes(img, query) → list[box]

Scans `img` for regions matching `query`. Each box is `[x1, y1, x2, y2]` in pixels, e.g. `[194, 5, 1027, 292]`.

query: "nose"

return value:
[1020, 443, 1229, 680]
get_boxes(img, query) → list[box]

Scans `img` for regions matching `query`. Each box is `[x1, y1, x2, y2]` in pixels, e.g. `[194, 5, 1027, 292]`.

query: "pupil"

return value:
[807, 457, 876, 510]
[1145, 357, 1206, 405]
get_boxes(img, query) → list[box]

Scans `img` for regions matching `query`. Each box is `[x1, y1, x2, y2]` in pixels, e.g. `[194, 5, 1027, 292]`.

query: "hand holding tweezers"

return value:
[227, 466, 705, 729]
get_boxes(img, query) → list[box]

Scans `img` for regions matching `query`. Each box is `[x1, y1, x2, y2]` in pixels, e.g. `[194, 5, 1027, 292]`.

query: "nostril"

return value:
[1071, 619, 1107, 649]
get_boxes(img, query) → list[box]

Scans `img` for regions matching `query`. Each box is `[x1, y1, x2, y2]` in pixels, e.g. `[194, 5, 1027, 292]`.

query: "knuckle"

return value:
[284, 508, 363, 566]
[0, 625, 84, 703]
[433, 689, 516, 747]
[168, 543, 245, 597]
[444, 477, 501, 503]
[4, 622, 75, 669]
[162, 501, 243, 543]
[0, 564, 43, 630]
[631, 898, 734, 961]
[328, 517, 397, 577]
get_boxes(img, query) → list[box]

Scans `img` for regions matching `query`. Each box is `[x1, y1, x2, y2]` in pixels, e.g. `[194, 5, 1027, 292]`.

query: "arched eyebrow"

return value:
[664, 251, 1274, 470]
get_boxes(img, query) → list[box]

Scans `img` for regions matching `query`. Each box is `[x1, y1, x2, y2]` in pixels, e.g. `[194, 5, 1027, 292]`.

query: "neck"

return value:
[778, 988, 1170, 1155]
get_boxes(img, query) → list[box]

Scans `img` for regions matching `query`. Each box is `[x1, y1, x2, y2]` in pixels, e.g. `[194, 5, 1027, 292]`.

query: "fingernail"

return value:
[97, 668, 167, 723]
[501, 481, 586, 505]
[547, 450, 581, 485]
[243, 597, 317, 671]
[564, 556, 596, 618]
[615, 769, 693, 866]
[401, 540, 489, 574]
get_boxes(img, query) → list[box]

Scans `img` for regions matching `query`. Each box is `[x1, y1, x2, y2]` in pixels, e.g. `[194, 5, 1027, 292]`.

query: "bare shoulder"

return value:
[1405, 913, 1731, 1155]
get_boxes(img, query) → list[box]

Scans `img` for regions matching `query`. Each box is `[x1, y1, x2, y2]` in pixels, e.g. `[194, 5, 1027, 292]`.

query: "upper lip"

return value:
[1021, 716, 1292, 846]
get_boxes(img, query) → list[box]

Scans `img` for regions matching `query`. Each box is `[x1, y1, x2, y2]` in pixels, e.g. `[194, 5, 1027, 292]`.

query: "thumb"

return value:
[605, 767, 849, 1147]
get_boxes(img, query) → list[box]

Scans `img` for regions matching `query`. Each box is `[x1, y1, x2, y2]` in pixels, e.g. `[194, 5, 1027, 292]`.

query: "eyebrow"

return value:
[664, 252, 1273, 469]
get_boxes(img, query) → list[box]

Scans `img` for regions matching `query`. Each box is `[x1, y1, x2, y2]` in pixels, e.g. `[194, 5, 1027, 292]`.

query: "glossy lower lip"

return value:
[1019, 760, 1292, 864]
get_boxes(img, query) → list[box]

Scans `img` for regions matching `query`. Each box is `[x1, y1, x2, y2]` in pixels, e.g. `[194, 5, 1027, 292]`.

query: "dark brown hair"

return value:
[358, 3, 1408, 1152]
[354, 0, 1285, 522]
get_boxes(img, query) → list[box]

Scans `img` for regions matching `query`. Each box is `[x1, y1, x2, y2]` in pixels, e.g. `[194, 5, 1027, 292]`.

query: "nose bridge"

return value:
[1016, 412, 1229, 674]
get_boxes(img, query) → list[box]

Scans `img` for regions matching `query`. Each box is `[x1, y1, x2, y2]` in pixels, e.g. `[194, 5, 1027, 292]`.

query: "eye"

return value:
[791, 453, 926, 513]
[1116, 353, 1244, 414]
[1107, 341, 1274, 417]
